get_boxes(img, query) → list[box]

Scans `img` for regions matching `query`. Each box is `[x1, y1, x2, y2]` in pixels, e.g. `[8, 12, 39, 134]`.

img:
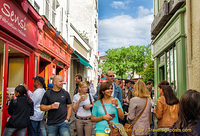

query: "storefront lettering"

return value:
[1, 3, 26, 31]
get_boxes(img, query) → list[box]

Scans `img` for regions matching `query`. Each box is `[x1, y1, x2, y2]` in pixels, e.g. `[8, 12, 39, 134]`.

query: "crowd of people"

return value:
[2, 70, 200, 136]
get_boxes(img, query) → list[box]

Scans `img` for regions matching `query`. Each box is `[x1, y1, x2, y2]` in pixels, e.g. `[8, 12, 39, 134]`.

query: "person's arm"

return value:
[65, 92, 72, 122]
[65, 104, 72, 122]
[8, 100, 14, 115]
[118, 87, 123, 105]
[128, 99, 137, 121]
[40, 91, 55, 111]
[72, 95, 84, 112]
[153, 97, 164, 119]
[40, 104, 52, 111]
[94, 84, 100, 100]
[114, 98, 124, 120]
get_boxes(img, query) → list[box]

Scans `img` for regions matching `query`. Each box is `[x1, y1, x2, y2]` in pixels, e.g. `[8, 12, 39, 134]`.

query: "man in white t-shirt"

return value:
[25, 76, 46, 136]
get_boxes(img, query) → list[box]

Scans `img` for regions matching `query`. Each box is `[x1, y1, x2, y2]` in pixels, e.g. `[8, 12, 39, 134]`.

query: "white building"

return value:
[28, 0, 99, 95]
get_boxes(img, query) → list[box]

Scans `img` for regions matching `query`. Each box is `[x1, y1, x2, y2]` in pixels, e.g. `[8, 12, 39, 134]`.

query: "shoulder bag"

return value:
[124, 98, 148, 136]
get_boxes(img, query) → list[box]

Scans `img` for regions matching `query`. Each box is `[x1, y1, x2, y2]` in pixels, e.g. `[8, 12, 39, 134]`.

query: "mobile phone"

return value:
[110, 114, 115, 117]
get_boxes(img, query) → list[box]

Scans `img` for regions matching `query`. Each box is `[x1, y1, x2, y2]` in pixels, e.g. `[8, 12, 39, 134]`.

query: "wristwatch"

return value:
[66, 118, 70, 122]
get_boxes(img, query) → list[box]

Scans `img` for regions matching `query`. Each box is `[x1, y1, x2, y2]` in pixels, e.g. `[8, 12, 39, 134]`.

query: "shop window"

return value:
[166, 46, 177, 93]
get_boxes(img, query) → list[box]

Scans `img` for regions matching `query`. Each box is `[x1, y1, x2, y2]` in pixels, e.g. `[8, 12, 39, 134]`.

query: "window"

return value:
[166, 46, 177, 93]
[45, 0, 50, 20]
[52, 0, 56, 26]
[60, 7, 63, 34]
[34, 1, 40, 12]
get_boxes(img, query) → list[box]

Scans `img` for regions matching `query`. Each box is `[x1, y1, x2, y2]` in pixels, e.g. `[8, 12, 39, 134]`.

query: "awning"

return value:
[74, 52, 92, 69]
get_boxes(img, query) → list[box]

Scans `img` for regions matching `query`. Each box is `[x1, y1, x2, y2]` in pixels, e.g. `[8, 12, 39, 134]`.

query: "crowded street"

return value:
[0, 0, 200, 136]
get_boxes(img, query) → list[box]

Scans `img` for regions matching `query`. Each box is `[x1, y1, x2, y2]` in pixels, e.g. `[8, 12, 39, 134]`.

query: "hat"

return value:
[32, 76, 45, 84]
[47, 83, 53, 88]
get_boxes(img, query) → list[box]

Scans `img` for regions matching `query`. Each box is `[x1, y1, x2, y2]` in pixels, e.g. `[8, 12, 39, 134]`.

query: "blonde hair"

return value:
[78, 82, 88, 93]
[133, 80, 150, 98]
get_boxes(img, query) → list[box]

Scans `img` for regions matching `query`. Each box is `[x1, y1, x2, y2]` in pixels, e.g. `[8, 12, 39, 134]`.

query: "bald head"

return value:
[106, 71, 115, 82]
[53, 75, 64, 90]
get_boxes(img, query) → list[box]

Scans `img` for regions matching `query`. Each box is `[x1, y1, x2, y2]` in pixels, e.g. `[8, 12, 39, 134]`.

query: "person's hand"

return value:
[112, 99, 118, 107]
[51, 103, 59, 109]
[23, 83, 29, 91]
[103, 114, 113, 121]
[79, 95, 86, 102]
[83, 104, 93, 110]
[64, 120, 69, 123]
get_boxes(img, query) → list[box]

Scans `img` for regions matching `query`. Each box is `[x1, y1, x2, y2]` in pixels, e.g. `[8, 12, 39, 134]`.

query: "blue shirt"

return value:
[92, 98, 123, 133]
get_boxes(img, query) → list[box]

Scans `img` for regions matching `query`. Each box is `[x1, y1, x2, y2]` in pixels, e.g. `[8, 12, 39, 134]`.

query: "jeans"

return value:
[3, 127, 27, 136]
[28, 120, 41, 136]
[47, 121, 71, 136]
[40, 120, 47, 136]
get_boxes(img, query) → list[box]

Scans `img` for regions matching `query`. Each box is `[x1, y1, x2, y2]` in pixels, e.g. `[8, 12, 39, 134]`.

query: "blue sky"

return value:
[98, 0, 153, 56]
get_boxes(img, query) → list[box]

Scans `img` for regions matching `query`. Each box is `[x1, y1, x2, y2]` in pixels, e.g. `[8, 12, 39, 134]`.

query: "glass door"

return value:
[0, 40, 5, 134]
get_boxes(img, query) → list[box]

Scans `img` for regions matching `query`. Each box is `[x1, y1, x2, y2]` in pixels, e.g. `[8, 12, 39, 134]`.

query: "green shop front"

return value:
[152, 8, 186, 99]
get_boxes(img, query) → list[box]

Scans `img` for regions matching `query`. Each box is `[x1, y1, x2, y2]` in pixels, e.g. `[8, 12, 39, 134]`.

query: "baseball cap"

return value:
[32, 76, 45, 84]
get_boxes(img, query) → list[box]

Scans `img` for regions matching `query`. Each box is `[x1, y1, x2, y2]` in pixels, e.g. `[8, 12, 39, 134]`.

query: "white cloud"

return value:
[111, 1, 127, 9]
[138, 6, 153, 17]
[98, 6, 153, 56]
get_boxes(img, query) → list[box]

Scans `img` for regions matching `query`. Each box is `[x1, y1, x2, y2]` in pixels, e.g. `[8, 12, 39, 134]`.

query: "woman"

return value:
[121, 80, 132, 125]
[91, 81, 124, 136]
[169, 89, 200, 136]
[153, 82, 179, 136]
[73, 82, 94, 136]
[128, 80, 152, 136]
[3, 85, 34, 136]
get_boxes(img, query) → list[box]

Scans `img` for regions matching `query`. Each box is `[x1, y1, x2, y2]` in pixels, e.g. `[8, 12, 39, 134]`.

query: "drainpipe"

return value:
[186, 0, 192, 89]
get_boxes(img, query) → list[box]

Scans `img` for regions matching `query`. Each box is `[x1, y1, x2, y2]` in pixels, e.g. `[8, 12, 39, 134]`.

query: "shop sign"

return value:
[0, 0, 38, 48]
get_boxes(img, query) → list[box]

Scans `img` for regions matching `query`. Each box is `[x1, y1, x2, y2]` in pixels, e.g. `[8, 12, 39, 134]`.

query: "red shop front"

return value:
[36, 16, 73, 91]
[0, 0, 42, 135]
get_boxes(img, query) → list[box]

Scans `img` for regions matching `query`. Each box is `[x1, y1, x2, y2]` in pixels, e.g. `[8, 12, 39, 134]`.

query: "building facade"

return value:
[0, 0, 73, 134]
[151, 0, 200, 100]
[68, 0, 99, 96]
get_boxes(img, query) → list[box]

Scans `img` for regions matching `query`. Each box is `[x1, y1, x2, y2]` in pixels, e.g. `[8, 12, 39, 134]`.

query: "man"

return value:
[74, 74, 82, 95]
[130, 80, 135, 92]
[94, 71, 123, 104]
[40, 75, 72, 136]
[146, 81, 154, 99]
[121, 80, 133, 124]
[25, 76, 46, 136]
[146, 81, 154, 136]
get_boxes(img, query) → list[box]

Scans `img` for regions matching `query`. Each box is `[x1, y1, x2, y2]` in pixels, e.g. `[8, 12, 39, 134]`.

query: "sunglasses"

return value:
[108, 75, 115, 77]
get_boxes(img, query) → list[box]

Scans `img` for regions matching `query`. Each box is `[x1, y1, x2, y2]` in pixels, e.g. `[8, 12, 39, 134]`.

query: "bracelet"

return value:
[102, 116, 104, 120]
[116, 105, 120, 109]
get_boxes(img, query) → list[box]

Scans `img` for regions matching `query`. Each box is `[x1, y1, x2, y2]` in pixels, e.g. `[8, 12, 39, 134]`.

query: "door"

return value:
[1, 45, 29, 134]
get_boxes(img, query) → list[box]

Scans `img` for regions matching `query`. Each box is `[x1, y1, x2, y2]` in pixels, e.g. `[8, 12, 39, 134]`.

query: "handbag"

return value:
[124, 98, 148, 136]
[101, 99, 121, 136]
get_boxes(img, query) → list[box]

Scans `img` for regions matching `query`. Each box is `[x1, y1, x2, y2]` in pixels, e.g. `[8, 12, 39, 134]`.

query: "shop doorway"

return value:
[39, 57, 50, 87]
[0, 43, 29, 134]
[159, 66, 165, 81]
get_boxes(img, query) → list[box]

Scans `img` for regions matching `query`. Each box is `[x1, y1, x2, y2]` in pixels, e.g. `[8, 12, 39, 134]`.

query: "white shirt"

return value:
[28, 88, 46, 121]
[73, 93, 94, 117]
[111, 82, 115, 97]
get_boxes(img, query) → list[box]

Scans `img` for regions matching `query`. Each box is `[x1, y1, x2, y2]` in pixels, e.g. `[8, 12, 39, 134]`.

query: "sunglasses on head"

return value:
[108, 75, 114, 77]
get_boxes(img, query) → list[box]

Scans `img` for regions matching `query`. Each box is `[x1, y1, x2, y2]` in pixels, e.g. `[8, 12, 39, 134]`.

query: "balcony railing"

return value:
[151, 0, 185, 40]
